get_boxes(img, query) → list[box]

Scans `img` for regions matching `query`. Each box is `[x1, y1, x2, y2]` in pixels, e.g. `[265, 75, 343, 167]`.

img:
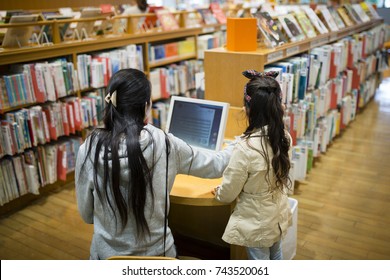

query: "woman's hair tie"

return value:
[105, 90, 117, 107]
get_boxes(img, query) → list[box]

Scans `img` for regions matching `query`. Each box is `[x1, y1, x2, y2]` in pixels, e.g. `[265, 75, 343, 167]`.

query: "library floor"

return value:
[1, 78, 390, 260]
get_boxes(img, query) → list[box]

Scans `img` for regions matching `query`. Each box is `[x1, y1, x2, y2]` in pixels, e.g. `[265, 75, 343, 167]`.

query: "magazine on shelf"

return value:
[278, 14, 305, 42]
[317, 6, 339, 32]
[360, 2, 381, 19]
[155, 8, 179, 31]
[197, 8, 218, 25]
[337, 6, 354, 27]
[343, 4, 362, 24]
[295, 12, 317, 38]
[2, 14, 40, 48]
[301, 6, 328, 35]
[351, 4, 371, 23]
[210, 3, 226, 24]
[252, 11, 287, 47]
[328, 7, 346, 30]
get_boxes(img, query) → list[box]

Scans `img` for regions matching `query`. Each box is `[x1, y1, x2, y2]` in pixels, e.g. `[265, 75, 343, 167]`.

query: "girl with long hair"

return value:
[213, 69, 292, 260]
[76, 68, 234, 259]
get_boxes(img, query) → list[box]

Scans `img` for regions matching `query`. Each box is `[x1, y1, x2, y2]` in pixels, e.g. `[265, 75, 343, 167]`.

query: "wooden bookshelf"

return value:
[204, 18, 384, 107]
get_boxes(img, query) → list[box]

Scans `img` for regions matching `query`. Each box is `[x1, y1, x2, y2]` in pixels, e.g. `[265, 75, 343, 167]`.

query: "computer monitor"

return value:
[166, 96, 229, 152]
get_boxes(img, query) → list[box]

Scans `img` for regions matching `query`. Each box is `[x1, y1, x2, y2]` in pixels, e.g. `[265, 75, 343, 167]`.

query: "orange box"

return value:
[226, 18, 257, 51]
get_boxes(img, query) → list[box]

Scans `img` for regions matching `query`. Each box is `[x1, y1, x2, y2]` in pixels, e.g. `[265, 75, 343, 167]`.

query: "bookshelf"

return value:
[205, 17, 386, 184]
[0, 13, 226, 214]
[204, 18, 384, 107]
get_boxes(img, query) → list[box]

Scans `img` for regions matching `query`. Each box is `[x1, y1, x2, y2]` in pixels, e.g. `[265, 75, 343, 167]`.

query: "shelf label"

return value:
[267, 50, 283, 63]
[286, 45, 300, 56]
[310, 37, 329, 48]
[202, 27, 215, 33]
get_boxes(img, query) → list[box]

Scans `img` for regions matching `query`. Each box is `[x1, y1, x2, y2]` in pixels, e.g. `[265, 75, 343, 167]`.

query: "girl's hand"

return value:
[211, 186, 220, 196]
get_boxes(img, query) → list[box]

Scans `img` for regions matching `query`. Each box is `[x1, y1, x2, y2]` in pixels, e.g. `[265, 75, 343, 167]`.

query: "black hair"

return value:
[82, 68, 153, 239]
[243, 75, 291, 193]
[136, 0, 148, 12]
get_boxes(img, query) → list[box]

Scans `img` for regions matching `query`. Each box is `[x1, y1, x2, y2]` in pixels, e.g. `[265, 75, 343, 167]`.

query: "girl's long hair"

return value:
[82, 68, 153, 239]
[243, 76, 291, 193]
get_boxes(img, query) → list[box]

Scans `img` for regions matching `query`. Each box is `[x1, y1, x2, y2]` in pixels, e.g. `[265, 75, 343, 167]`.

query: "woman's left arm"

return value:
[75, 142, 94, 224]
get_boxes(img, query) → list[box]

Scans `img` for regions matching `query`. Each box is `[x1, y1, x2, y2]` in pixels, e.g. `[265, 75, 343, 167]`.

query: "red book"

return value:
[210, 3, 227, 24]
[61, 103, 70, 136]
[57, 144, 67, 181]
[351, 66, 360, 90]
[330, 81, 338, 109]
[42, 107, 57, 140]
[329, 50, 337, 79]
[66, 103, 76, 134]
[68, 99, 83, 131]
[28, 64, 46, 103]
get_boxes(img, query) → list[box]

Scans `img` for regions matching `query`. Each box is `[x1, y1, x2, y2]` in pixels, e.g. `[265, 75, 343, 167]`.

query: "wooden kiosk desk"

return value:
[168, 106, 248, 260]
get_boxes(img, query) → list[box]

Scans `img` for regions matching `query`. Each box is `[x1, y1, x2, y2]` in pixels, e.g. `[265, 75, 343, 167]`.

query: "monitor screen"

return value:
[166, 96, 229, 151]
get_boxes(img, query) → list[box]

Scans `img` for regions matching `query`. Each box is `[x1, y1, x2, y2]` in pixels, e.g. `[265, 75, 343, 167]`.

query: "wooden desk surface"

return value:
[170, 175, 225, 206]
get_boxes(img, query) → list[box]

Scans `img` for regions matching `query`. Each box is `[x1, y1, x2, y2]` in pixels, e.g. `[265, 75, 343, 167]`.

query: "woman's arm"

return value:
[171, 134, 236, 178]
[75, 141, 94, 224]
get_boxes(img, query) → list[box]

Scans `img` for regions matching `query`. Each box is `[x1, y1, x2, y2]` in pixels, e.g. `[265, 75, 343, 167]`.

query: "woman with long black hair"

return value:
[76, 68, 233, 259]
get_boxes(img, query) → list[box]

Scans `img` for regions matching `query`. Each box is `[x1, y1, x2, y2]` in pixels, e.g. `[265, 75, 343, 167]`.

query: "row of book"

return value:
[0, 137, 82, 206]
[279, 24, 388, 183]
[149, 60, 204, 101]
[197, 31, 226, 60]
[0, 93, 104, 158]
[0, 60, 79, 110]
[253, 2, 381, 48]
[149, 37, 196, 63]
[77, 44, 144, 90]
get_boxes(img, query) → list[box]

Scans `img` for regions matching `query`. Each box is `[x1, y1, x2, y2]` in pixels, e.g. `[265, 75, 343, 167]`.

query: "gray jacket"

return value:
[75, 124, 234, 259]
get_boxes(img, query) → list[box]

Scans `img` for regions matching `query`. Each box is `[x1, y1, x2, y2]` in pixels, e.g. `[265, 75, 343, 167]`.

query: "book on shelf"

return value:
[351, 4, 371, 23]
[252, 11, 287, 48]
[1, 14, 40, 48]
[317, 6, 339, 32]
[328, 6, 346, 30]
[155, 8, 180, 31]
[197, 8, 218, 25]
[343, 4, 362, 24]
[210, 3, 227, 24]
[337, 6, 355, 27]
[278, 14, 306, 42]
[301, 6, 328, 35]
[360, 2, 381, 19]
[295, 12, 317, 38]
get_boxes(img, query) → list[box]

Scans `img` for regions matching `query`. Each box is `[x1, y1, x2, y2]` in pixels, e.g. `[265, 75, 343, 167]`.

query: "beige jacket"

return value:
[215, 128, 292, 248]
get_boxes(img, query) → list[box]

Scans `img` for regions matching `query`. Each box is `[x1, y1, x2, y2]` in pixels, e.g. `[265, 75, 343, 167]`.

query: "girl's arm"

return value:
[215, 143, 249, 203]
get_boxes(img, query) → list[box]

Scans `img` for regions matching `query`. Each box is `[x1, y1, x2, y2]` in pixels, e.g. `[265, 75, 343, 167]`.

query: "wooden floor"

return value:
[0, 78, 390, 260]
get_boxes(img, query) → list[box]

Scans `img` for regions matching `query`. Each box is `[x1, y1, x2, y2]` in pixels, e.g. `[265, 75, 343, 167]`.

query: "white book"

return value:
[302, 6, 328, 35]
[40, 63, 57, 101]
[25, 164, 40, 195]
[318, 6, 339, 32]
[51, 62, 67, 98]
[149, 69, 162, 100]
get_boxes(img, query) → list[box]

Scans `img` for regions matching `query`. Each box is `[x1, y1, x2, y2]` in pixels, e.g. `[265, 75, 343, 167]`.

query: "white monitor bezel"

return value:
[165, 96, 230, 152]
